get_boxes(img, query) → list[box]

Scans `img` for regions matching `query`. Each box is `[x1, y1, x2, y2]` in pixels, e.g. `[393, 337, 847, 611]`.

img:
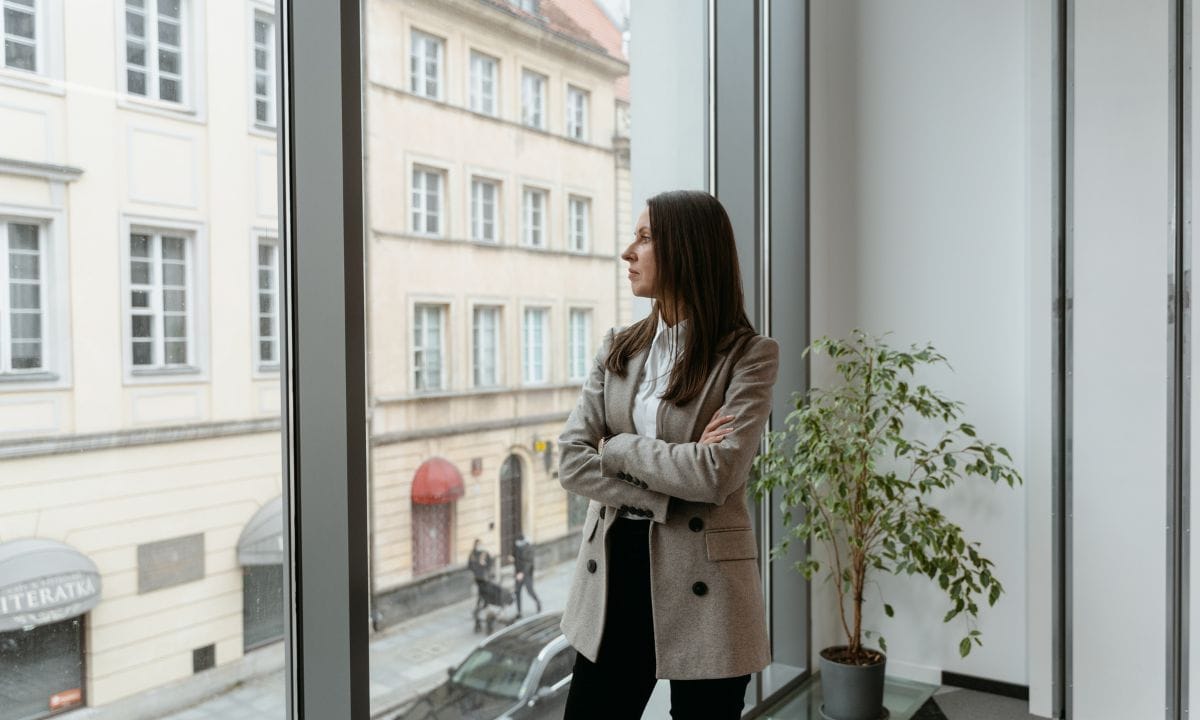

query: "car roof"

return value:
[483, 612, 564, 659]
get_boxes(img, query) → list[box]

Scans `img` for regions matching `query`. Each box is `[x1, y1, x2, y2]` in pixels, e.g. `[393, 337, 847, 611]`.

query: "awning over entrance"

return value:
[238, 496, 284, 566]
[0, 539, 101, 632]
[411, 457, 465, 505]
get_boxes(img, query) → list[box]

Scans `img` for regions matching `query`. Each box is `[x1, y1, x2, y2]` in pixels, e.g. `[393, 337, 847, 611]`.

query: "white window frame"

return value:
[568, 195, 590, 253]
[412, 302, 447, 392]
[522, 186, 548, 248]
[567, 307, 592, 382]
[469, 49, 498, 116]
[0, 0, 64, 95]
[470, 176, 500, 243]
[0, 220, 47, 377]
[521, 305, 549, 384]
[471, 303, 502, 388]
[409, 28, 444, 101]
[566, 84, 589, 141]
[411, 165, 446, 237]
[121, 0, 192, 107]
[2, 0, 40, 74]
[521, 68, 547, 130]
[120, 216, 208, 383]
[249, 7, 276, 130]
[253, 234, 280, 372]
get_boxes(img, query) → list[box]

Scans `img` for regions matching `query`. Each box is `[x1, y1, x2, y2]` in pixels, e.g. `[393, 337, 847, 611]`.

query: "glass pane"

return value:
[4, 8, 34, 39]
[9, 251, 38, 280]
[11, 282, 39, 309]
[130, 261, 150, 285]
[164, 340, 187, 364]
[255, 20, 268, 45]
[125, 11, 145, 39]
[126, 69, 146, 95]
[132, 339, 153, 365]
[11, 339, 42, 369]
[156, 0, 181, 19]
[161, 236, 185, 260]
[130, 233, 151, 257]
[126, 43, 145, 66]
[255, 48, 267, 71]
[162, 262, 184, 286]
[4, 39, 35, 71]
[131, 289, 149, 308]
[163, 289, 186, 311]
[131, 314, 153, 338]
[11, 312, 40, 339]
[159, 48, 180, 75]
[159, 77, 179, 102]
[158, 19, 180, 47]
[164, 315, 186, 338]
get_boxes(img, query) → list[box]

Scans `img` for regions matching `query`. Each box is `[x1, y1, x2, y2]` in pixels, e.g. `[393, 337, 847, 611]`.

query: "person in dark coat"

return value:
[468, 539, 492, 632]
[510, 534, 542, 617]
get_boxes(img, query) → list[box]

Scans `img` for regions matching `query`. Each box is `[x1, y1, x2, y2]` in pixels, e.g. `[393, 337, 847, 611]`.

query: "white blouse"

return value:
[620, 312, 687, 520]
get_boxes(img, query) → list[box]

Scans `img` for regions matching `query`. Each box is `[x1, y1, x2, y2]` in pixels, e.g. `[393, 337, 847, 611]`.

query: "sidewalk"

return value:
[158, 560, 577, 720]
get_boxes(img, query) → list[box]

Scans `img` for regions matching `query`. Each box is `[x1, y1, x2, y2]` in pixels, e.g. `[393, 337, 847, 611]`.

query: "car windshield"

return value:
[449, 647, 533, 700]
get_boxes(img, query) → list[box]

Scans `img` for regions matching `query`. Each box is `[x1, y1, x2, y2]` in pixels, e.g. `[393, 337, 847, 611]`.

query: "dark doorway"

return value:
[499, 454, 524, 566]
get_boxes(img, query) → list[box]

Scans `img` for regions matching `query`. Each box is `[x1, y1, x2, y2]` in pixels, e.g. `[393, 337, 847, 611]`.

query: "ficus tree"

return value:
[749, 329, 1023, 664]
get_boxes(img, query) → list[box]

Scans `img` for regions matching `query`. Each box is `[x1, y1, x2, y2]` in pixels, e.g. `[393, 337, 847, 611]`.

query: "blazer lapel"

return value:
[607, 340, 722, 444]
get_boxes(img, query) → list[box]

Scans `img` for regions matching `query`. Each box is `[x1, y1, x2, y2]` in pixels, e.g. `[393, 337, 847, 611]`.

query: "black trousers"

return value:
[563, 516, 752, 719]
[515, 569, 542, 614]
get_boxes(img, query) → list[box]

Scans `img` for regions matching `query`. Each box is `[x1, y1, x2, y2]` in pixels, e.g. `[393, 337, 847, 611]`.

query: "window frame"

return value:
[469, 175, 501, 244]
[567, 194, 590, 253]
[565, 84, 589, 141]
[249, 5, 277, 131]
[566, 307, 592, 382]
[412, 301, 447, 392]
[410, 163, 447, 237]
[470, 302, 503, 388]
[409, 27, 444, 101]
[119, 0, 196, 110]
[520, 67, 547, 130]
[521, 304, 550, 385]
[253, 233, 281, 374]
[521, 185, 549, 249]
[468, 49, 499, 117]
[120, 215, 208, 383]
[0, 219, 47, 377]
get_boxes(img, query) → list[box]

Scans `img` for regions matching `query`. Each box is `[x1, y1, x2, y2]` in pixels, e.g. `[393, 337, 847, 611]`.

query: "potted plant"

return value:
[749, 330, 1022, 720]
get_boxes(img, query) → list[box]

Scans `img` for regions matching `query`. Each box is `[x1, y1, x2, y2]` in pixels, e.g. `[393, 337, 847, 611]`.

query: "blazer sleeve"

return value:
[599, 334, 780, 506]
[557, 327, 673, 523]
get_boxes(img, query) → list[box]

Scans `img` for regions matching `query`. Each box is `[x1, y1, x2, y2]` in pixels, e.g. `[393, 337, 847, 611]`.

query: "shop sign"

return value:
[0, 571, 101, 632]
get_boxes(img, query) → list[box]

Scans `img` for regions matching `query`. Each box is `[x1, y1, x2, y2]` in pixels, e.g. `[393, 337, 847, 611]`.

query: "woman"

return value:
[557, 190, 780, 718]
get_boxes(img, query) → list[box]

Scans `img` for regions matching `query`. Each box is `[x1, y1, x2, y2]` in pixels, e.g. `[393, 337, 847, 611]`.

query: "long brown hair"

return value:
[605, 190, 758, 406]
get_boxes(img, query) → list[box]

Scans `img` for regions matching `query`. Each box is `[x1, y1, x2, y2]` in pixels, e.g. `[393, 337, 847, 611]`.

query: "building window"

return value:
[470, 178, 499, 243]
[411, 166, 444, 236]
[566, 85, 588, 141]
[3, 0, 37, 72]
[129, 230, 193, 370]
[252, 13, 276, 127]
[522, 306, 548, 384]
[124, 0, 187, 103]
[473, 305, 500, 387]
[521, 69, 546, 130]
[568, 195, 590, 252]
[1, 222, 45, 374]
[413, 303, 445, 391]
[409, 29, 443, 100]
[0, 617, 85, 719]
[568, 308, 591, 381]
[469, 50, 498, 116]
[522, 188, 546, 248]
[256, 238, 280, 369]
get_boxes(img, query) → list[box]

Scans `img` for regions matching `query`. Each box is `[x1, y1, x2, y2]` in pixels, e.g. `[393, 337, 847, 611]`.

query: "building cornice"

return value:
[0, 418, 280, 460]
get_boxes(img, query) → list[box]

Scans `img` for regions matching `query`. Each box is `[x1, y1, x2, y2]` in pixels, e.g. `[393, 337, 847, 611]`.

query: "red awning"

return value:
[411, 457, 466, 505]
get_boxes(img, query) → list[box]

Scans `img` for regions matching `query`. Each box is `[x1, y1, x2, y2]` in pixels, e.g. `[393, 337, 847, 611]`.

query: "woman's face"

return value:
[622, 207, 656, 298]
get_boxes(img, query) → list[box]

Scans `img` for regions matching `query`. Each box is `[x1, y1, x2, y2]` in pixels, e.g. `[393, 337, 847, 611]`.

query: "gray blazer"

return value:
[557, 325, 780, 680]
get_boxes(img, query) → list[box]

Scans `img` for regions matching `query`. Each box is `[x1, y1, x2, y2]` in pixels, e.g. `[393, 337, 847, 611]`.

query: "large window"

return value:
[413, 303, 445, 391]
[252, 11, 275, 127]
[521, 68, 546, 130]
[409, 28, 443, 100]
[522, 306, 548, 384]
[123, 0, 186, 103]
[522, 187, 547, 248]
[566, 85, 588, 140]
[472, 305, 500, 387]
[1, 222, 44, 374]
[255, 237, 280, 369]
[568, 308, 591, 381]
[128, 230, 194, 371]
[469, 50, 498, 116]
[470, 177, 499, 243]
[3, 0, 37, 72]
[411, 166, 444, 236]
[568, 195, 590, 252]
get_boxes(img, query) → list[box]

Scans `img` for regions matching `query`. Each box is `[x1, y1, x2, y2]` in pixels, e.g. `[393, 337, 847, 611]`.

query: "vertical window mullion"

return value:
[152, 233, 164, 367]
[0, 224, 10, 373]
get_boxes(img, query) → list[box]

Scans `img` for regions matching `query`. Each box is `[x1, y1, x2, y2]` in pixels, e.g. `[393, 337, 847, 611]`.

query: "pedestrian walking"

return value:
[510, 534, 542, 617]
[468, 539, 492, 633]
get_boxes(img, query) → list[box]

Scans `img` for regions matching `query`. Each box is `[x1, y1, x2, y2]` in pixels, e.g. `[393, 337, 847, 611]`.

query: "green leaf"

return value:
[879, 636, 888, 653]
[959, 637, 971, 657]
[884, 603, 894, 618]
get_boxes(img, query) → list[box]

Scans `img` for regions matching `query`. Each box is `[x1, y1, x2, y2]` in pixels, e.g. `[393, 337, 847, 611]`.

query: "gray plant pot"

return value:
[817, 645, 888, 720]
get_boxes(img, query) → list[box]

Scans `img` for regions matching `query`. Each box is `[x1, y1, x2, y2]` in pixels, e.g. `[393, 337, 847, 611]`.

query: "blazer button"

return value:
[692, 581, 708, 596]
[689, 517, 704, 532]
[588, 559, 597, 573]
[599, 506, 606, 519]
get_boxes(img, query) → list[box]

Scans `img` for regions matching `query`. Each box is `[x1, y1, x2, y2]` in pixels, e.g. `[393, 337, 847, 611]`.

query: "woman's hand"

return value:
[698, 409, 735, 445]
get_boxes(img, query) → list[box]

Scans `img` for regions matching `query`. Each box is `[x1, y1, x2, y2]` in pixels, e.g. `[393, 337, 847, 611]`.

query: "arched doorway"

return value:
[499, 454, 523, 566]
[411, 458, 465, 576]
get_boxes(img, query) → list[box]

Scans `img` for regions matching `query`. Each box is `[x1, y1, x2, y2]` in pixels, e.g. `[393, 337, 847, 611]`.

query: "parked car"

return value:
[393, 611, 576, 720]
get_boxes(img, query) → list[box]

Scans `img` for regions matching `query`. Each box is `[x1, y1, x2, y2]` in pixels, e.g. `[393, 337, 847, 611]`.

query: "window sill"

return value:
[255, 364, 281, 375]
[130, 365, 204, 379]
[249, 123, 278, 139]
[0, 371, 60, 384]
[117, 94, 206, 126]
[0, 68, 65, 97]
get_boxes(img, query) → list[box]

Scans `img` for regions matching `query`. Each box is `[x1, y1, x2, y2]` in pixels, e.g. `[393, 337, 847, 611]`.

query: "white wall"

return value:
[809, 0, 1042, 706]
